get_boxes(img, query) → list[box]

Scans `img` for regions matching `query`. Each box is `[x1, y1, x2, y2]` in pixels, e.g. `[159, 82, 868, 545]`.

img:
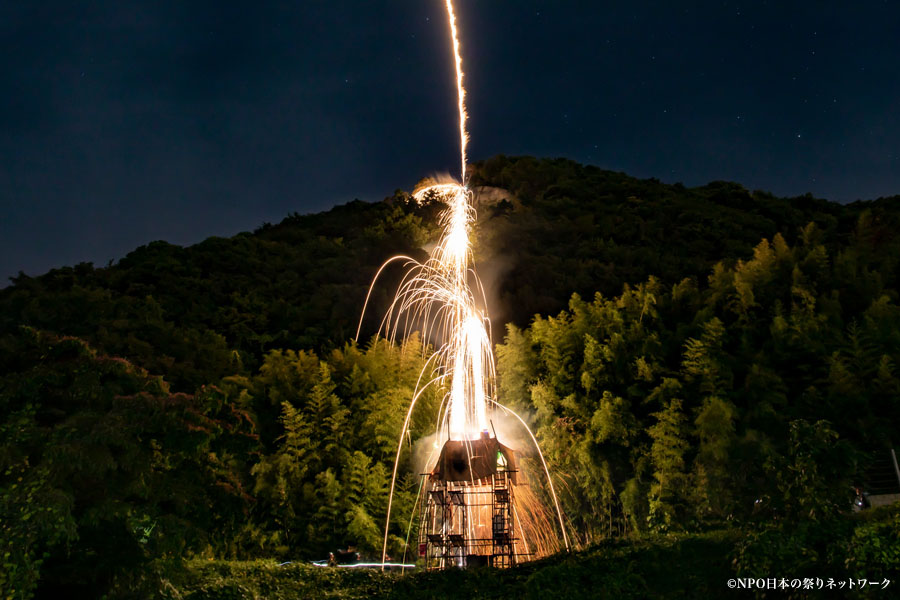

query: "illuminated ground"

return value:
[169, 531, 739, 599]
[165, 504, 900, 599]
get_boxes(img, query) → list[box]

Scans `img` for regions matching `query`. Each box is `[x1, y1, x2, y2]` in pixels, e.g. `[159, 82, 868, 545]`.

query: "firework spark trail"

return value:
[490, 400, 571, 552]
[363, 0, 570, 567]
[445, 0, 468, 181]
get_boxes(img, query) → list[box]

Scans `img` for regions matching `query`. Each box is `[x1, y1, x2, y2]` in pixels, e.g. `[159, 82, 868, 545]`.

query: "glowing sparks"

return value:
[375, 183, 493, 444]
[445, 0, 468, 181]
[359, 0, 571, 567]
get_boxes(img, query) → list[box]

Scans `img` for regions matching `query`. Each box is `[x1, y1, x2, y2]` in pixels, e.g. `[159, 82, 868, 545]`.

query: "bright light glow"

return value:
[359, 0, 570, 567]
[445, 0, 468, 181]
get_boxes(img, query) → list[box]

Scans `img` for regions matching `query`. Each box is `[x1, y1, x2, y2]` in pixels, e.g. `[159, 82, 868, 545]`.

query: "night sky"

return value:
[2, 1, 899, 282]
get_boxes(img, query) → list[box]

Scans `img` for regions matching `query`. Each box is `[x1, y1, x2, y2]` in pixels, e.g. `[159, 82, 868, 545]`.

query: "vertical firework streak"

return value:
[445, 0, 468, 181]
[359, 0, 570, 566]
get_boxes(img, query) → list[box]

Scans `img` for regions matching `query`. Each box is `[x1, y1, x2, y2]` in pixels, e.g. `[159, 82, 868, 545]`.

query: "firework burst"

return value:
[357, 0, 570, 568]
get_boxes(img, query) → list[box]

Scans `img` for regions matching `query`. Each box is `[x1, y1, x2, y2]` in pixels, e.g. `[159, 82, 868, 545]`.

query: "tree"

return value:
[692, 396, 736, 520]
[0, 328, 252, 598]
[647, 398, 691, 531]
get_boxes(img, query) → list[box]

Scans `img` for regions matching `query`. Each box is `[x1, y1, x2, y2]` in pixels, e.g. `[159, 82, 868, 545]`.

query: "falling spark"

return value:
[490, 399, 570, 552]
[358, 0, 570, 567]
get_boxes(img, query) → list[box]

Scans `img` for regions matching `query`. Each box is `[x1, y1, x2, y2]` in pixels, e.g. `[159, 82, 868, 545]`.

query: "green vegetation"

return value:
[2, 156, 899, 598]
[0, 330, 435, 598]
[165, 506, 900, 599]
[496, 225, 899, 541]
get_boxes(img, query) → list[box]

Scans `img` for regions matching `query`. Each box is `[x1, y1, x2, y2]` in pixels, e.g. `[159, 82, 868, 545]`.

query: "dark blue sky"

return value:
[2, 1, 899, 282]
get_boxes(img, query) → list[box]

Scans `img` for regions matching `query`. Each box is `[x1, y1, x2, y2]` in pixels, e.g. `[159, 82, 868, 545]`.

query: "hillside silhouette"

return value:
[2, 155, 900, 598]
[3, 155, 897, 391]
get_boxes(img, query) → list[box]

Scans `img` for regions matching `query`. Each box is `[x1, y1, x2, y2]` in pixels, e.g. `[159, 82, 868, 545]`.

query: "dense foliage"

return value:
[232, 335, 440, 560]
[5, 156, 896, 392]
[0, 200, 435, 392]
[0, 329, 255, 598]
[469, 156, 898, 323]
[0, 330, 437, 599]
[496, 223, 900, 542]
[2, 156, 899, 597]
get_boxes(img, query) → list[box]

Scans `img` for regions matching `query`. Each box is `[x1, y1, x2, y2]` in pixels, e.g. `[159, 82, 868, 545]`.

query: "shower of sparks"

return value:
[357, 0, 570, 566]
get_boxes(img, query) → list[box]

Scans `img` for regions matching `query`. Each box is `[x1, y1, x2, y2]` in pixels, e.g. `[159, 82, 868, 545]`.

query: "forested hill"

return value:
[4, 155, 900, 599]
[2, 155, 898, 393]
[469, 156, 898, 324]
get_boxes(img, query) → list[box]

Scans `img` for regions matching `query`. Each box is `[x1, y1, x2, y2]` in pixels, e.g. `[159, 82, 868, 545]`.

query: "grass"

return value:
[164, 507, 900, 599]
[165, 530, 740, 600]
